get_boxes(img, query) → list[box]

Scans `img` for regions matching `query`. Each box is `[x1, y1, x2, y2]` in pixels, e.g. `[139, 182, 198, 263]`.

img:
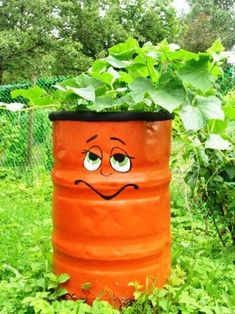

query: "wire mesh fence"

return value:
[0, 68, 234, 181]
[0, 77, 70, 180]
[218, 66, 235, 95]
[0, 109, 52, 181]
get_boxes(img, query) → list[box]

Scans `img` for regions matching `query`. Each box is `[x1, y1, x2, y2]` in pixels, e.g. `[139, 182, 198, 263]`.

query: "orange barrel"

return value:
[49, 111, 173, 304]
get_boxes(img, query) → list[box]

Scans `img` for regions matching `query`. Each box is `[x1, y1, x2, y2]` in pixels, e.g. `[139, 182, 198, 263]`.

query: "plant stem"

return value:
[212, 216, 226, 247]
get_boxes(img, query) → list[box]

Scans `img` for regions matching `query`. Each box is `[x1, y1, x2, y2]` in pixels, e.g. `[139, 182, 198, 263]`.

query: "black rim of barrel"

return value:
[49, 111, 174, 121]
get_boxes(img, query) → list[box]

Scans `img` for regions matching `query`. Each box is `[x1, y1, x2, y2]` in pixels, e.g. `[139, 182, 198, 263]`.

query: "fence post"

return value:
[26, 75, 36, 166]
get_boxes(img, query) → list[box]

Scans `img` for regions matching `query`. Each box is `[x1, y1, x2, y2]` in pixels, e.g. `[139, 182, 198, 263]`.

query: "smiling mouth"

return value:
[74, 179, 139, 200]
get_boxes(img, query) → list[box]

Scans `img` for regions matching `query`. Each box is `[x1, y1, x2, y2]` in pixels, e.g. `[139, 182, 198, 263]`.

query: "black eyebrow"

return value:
[110, 137, 126, 145]
[86, 134, 98, 143]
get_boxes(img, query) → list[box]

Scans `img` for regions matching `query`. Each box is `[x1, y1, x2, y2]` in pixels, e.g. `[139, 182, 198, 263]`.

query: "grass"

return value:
[0, 169, 234, 313]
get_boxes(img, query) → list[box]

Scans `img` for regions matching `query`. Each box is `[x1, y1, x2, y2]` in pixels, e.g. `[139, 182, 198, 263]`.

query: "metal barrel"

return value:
[49, 111, 172, 304]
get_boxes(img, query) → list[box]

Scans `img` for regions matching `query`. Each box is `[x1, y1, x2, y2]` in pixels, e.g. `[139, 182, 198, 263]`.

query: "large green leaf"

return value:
[146, 56, 159, 83]
[31, 96, 53, 106]
[180, 105, 204, 130]
[108, 37, 139, 60]
[106, 55, 131, 68]
[119, 71, 133, 84]
[94, 95, 114, 111]
[128, 65, 149, 80]
[11, 86, 45, 100]
[197, 95, 224, 118]
[90, 59, 108, 73]
[92, 67, 119, 87]
[226, 121, 235, 138]
[55, 77, 78, 88]
[155, 40, 199, 62]
[207, 39, 225, 64]
[74, 73, 103, 90]
[180, 96, 224, 130]
[205, 134, 231, 150]
[208, 119, 227, 134]
[58, 73, 102, 90]
[68, 86, 95, 101]
[56, 89, 87, 106]
[155, 40, 172, 55]
[129, 75, 185, 112]
[127, 55, 146, 72]
[130, 101, 150, 111]
[184, 169, 198, 190]
[150, 75, 185, 112]
[164, 49, 199, 62]
[207, 39, 224, 54]
[92, 72, 113, 86]
[129, 78, 154, 103]
[58, 73, 106, 99]
[115, 93, 134, 107]
[177, 55, 215, 93]
[11, 86, 52, 106]
[223, 94, 235, 120]
[150, 89, 184, 112]
[126, 54, 157, 81]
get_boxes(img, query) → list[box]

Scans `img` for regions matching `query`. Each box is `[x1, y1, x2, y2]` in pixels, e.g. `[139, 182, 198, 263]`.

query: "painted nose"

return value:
[100, 168, 112, 177]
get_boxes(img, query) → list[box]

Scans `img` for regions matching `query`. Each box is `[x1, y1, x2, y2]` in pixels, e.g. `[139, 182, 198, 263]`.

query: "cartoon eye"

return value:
[110, 153, 131, 173]
[84, 151, 102, 171]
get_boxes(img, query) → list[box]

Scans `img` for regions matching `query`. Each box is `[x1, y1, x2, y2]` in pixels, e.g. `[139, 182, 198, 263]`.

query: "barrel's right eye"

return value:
[84, 151, 102, 171]
[110, 153, 131, 173]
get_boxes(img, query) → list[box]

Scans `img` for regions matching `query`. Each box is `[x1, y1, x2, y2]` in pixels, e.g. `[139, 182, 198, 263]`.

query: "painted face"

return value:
[74, 134, 139, 200]
[54, 120, 171, 203]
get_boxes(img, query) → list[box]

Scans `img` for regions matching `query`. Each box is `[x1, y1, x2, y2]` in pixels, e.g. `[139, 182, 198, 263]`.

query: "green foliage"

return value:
[102, 0, 181, 46]
[0, 112, 28, 167]
[0, 0, 92, 84]
[184, 142, 235, 244]
[0, 0, 180, 84]
[58, 0, 181, 58]
[180, 95, 224, 131]
[4, 37, 231, 149]
[0, 77, 69, 104]
[218, 67, 235, 96]
[0, 110, 52, 172]
[213, 0, 235, 10]
[46, 37, 226, 134]
[181, 0, 235, 51]
[174, 91, 235, 244]
[0, 83, 31, 104]
[12, 87, 53, 107]
[2, 0, 235, 84]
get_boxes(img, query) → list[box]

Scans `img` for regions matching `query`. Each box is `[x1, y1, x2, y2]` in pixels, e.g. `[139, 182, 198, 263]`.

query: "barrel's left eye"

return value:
[84, 151, 102, 171]
[110, 153, 131, 172]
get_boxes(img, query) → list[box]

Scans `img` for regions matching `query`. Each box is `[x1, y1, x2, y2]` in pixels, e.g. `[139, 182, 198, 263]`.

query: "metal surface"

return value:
[51, 118, 172, 303]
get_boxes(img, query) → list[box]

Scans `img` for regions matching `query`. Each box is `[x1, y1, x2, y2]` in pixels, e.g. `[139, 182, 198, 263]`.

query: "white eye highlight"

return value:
[84, 151, 102, 171]
[110, 153, 131, 173]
